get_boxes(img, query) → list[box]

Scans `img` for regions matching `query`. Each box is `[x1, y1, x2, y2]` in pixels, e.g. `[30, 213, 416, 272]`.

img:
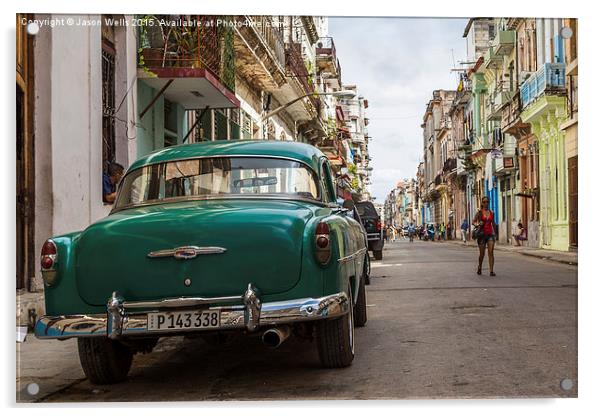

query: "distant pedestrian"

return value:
[460, 219, 469, 243]
[427, 224, 435, 241]
[473, 196, 496, 276]
[446, 222, 452, 240]
[439, 223, 446, 241]
[513, 222, 528, 246]
[408, 223, 416, 243]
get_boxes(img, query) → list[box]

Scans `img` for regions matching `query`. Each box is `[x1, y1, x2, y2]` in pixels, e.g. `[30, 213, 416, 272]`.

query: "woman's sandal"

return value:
[477, 267, 482, 275]
[490, 271, 496, 276]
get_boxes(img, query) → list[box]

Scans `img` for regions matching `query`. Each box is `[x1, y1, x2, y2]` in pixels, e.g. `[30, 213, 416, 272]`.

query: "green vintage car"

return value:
[35, 140, 369, 384]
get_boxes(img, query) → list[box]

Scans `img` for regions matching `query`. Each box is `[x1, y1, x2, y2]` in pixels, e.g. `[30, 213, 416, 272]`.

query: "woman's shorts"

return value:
[478, 234, 496, 245]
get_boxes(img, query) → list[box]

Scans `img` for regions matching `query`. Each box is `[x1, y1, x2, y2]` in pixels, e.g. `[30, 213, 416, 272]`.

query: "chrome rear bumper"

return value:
[34, 284, 349, 340]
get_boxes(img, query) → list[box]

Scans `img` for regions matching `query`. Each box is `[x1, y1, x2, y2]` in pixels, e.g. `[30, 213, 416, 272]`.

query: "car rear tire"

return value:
[373, 250, 383, 260]
[354, 275, 367, 327]
[78, 338, 133, 385]
[316, 286, 355, 368]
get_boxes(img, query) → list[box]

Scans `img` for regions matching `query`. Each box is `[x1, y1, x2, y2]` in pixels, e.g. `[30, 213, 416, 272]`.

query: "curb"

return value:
[442, 240, 577, 266]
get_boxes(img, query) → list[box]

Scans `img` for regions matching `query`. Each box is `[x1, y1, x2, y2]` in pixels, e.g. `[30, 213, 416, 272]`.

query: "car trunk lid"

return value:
[75, 199, 314, 306]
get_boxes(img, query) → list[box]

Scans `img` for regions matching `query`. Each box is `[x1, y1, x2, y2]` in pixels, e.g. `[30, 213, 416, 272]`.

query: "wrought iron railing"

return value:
[246, 16, 286, 69]
[137, 15, 236, 91]
[501, 91, 522, 131]
[520, 63, 566, 108]
[285, 42, 312, 95]
[285, 42, 320, 114]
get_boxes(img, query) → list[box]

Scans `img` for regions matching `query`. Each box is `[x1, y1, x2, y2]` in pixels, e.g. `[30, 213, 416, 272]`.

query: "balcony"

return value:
[501, 91, 530, 137]
[137, 15, 239, 110]
[351, 132, 365, 144]
[520, 63, 566, 108]
[317, 137, 346, 167]
[484, 47, 503, 69]
[492, 30, 516, 57]
[233, 16, 287, 90]
[494, 155, 517, 174]
[316, 37, 341, 84]
[487, 84, 514, 121]
[443, 157, 457, 173]
[285, 42, 320, 114]
[456, 156, 466, 176]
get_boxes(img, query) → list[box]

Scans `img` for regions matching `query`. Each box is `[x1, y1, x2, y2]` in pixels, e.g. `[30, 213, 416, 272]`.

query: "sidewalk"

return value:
[443, 238, 577, 266]
[16, 289, 45, 328]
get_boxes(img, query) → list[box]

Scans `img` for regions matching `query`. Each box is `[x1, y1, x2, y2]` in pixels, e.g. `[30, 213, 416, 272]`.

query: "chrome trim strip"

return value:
[147, 246, 227, 259]
[34, 291, 350, 340]
[112, 194, 328, 214]
[337, 247, 368, 264]
[122, 294, 243, 310]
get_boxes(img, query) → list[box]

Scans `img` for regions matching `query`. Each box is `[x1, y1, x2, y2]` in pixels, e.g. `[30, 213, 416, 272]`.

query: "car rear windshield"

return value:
[356, 202, 378, 218]
[115, 157, 321, 210]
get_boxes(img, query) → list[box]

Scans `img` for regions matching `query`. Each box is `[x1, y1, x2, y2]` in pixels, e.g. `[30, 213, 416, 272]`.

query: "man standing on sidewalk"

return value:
[461, 218, 469, 243]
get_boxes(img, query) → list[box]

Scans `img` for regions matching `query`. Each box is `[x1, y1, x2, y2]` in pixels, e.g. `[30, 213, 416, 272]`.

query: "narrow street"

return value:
[19, 240, 577, 402]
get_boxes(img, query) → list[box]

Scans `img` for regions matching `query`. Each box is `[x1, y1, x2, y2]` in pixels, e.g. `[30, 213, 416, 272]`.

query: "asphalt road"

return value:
[22, 239, 578, 402]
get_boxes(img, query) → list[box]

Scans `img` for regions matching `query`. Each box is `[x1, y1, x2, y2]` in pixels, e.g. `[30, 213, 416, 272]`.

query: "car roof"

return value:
[128, 140, 326, 173]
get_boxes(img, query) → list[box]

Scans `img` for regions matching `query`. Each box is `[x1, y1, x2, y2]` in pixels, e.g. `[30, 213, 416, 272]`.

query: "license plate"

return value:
[147, 310, 220, 331]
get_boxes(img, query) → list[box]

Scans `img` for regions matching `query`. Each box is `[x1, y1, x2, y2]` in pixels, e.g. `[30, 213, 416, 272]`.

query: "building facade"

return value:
[415, 17, 577, 251]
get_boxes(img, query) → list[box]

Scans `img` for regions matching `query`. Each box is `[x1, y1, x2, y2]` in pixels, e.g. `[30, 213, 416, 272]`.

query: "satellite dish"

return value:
[560, 26, 573, 39]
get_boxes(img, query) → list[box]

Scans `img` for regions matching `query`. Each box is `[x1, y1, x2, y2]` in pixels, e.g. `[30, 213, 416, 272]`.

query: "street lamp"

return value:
[260, 90, 356, 122]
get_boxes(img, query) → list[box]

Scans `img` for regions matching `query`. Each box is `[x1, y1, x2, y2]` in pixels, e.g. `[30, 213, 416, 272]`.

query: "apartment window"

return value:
[488, 25, 496, 40]
[101, 38, 116, 171]
[242, 111, 252, 139]
[214, 108, 228, 140]
[229, 108, 241, 140]
[193, 108, 212, 142]
[163, 99, 178, 147]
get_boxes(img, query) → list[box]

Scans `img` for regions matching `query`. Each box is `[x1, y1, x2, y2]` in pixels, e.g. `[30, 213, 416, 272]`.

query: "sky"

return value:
[329, 17, 468, 203]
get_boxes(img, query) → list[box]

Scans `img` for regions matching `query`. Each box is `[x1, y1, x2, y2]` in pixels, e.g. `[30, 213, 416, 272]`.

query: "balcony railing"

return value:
[137, 15, 236, 91]
[246, 16, 285, 69]
[520, 63, 566, 108]
[487, 83, 514, 121]
[351, 132, 365, 144]
[501, 91, 522, 131]
[484, 46, 503, 69]
[492, 30, 516, 57]
[285, 42, 320, 114]
[316, 37, 341, 80]
[285, 42, 312, 95]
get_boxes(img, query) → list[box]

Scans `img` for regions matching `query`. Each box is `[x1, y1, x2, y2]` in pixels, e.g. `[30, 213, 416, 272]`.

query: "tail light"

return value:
[41, 239, 58, 286]
[376, 220, 382, 231]
[315, 222, 331, 265]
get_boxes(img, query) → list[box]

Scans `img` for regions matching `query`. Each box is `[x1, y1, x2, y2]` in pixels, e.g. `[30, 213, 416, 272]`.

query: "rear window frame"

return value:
[111, 155, 324, 213]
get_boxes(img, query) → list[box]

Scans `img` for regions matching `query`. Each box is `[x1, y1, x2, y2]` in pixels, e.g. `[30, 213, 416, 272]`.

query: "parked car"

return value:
[356, 200, 384, 260]
[35, 140, 370, 384]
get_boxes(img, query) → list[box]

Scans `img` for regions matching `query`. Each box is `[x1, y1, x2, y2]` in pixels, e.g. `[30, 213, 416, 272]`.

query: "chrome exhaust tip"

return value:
[261, 326, 291, 348]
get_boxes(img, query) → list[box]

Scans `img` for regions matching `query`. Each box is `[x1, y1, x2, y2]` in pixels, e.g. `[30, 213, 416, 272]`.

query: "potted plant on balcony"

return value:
[138, 15, 165, 68]
[171, 28, 201, 68]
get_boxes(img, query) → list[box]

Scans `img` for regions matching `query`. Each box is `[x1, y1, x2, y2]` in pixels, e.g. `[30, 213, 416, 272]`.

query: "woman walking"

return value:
[473, 196, 496, 276]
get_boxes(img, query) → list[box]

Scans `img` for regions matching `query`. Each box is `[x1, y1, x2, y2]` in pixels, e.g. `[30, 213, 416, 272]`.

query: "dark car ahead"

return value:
[356, 201, 384, 260]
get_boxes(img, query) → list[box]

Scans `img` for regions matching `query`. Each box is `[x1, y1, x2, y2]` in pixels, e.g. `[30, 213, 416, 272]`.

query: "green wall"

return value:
[136, 81, 188, 158]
